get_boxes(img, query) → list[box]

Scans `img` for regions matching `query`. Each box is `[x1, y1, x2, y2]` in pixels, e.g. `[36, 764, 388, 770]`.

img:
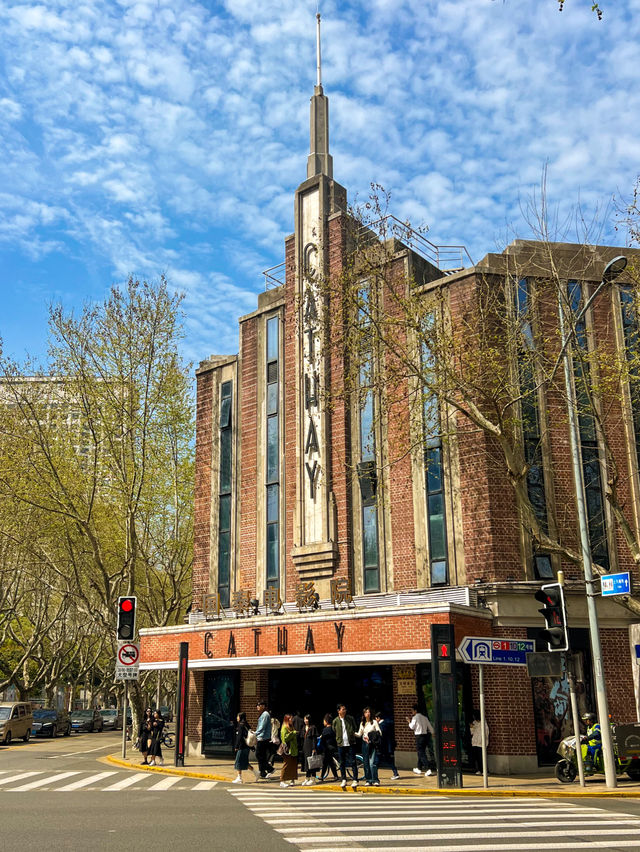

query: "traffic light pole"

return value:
[121, 681, 128, 760]
[558, 289, 617, 788]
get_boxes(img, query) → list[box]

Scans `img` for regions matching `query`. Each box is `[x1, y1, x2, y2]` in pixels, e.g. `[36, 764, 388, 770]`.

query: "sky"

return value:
[1, 0, 639, 366]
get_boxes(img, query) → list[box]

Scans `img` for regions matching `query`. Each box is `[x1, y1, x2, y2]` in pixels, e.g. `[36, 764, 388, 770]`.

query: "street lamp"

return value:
[557, 253, 627, 789]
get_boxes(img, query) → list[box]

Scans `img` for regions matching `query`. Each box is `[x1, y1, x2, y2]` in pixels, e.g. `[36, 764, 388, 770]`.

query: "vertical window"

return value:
[620, 287, 640, 464]
[568, 281, 609, 571]
[515, 279, 550, 578]
[218, 380, 233, 607]
[357, 286, 380, 593]
[422, 336, 448, 586]
[266, 316, 280, 589]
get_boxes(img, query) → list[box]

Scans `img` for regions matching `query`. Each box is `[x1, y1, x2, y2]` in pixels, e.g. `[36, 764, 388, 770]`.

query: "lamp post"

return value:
[557, 254, 627, 789]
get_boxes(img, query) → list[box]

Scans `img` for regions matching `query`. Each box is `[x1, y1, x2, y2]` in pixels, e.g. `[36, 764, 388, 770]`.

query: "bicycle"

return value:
[161, 729, 175, 748]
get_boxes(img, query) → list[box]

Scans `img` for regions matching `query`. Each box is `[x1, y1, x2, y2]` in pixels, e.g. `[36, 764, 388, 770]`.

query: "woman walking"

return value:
[232, 712, 254, 784]
[356, 706, 382, 786]
[148, 710, 165, 767]
[302, 714, 319, 785]
[320, 713, 338, 782]
[279, 714, 299, 787]
[138, 708, 153, 765]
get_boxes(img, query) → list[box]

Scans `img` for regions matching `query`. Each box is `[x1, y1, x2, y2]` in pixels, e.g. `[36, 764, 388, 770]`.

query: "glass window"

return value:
[423, 333, 449, 586]
[219, 429, 232, 494]
[363, 504, 379, 568]
[218, 382, 233, 605]
[266, 522, 279, 582]
[266, 317, 279, 362]
[266, 483, 278, 523]
[266, 416, 278, 484]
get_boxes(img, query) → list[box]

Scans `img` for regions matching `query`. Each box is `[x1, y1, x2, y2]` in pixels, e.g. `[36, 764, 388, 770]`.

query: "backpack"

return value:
[271, 717, 281, 744]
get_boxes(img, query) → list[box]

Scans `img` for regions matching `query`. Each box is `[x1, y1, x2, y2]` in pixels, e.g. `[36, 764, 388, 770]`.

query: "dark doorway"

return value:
[268, 665, 393, 726]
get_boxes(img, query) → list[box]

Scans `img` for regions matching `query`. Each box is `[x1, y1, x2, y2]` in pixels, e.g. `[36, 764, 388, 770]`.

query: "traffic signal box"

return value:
[117, 596, 137, 640]
[534, 583, 568, 652]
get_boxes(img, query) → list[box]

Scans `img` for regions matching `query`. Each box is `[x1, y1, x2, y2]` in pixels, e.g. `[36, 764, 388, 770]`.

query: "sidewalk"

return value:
[103, 750, 640, 798]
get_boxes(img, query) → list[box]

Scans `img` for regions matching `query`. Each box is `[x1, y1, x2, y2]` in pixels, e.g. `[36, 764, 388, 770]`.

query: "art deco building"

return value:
[140, 41, 640, 773]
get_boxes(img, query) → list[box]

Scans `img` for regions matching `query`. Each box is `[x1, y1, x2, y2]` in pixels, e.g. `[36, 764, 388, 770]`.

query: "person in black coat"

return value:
[292, 710, 305, 769]
[319, 712, 338, 782]
[138, 708, 153, 765]
[301, 714, 319, 785]
[232, 712, 254, 784]
[148, 710, 165, 766]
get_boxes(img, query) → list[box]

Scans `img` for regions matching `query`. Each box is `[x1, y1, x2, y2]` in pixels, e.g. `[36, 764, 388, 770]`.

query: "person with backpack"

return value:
[254, 700, 274, 780]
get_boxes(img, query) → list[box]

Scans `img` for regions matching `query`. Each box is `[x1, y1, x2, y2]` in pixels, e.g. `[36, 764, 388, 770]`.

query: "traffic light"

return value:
[534, 582, 568, 652]
[117, 596, 137, 640]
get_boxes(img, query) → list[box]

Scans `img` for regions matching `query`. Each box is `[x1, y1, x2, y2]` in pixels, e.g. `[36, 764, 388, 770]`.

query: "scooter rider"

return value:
[581, 712, 602, 771]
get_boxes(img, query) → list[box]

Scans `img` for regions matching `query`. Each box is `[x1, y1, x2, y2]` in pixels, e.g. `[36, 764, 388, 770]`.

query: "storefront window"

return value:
[202, 670, 239, 754]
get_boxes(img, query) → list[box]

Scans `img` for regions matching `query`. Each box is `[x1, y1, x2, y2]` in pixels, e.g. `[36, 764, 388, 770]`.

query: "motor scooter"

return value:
[555, 723, 640, 783]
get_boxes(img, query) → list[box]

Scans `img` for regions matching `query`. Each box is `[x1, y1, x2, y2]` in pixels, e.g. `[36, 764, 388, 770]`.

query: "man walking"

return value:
[332, 704, 359, 788]
[255, 700, 274, 780]
[407, 702, 435, 777]
[375, 710, 400, 780]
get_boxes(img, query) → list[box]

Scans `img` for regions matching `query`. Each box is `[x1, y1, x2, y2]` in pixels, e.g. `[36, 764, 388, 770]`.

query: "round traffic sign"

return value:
[117, 643, 139, 666]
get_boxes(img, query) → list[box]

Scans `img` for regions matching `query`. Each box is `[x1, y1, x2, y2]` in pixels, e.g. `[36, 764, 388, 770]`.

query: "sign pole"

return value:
[174, 642, 189, 768]
[121, 680, 128, 760]
[566, 653, 585, 787]
[478, 663, 488, 789]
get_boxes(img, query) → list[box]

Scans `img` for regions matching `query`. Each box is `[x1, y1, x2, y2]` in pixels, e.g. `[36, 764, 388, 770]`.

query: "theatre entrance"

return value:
[268, 665, 393, 723]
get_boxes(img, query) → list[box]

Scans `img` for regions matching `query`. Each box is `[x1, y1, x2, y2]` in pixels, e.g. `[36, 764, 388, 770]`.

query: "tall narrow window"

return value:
[515, 279, 552, 579]
[357, 286, 380, 593]
[218, 380, 233, 607]
[422, 336, 448, 586]
[567, 281, 609, 571]
[266, 316, 280, 589]
[620, 287, 640, 463]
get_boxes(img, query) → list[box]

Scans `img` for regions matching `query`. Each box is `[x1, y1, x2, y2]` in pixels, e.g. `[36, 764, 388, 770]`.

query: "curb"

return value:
[103, 755, 640, 797]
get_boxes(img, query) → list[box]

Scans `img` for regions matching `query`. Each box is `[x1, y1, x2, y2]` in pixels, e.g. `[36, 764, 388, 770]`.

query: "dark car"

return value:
[159, 705, 174, 723]
[99, 709, 123, 731]
[31, 708, 71, 738]
[69, 709, 104, 733]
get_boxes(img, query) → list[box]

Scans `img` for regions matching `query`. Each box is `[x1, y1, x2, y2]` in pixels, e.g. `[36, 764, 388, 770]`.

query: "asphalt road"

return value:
[3, 733, 640, 851]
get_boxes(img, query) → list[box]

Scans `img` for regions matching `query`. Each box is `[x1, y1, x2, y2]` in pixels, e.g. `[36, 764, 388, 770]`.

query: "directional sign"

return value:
[458, 636, 535, 666]
[116, 641, 140, 681]
[601, 571, 631, 597]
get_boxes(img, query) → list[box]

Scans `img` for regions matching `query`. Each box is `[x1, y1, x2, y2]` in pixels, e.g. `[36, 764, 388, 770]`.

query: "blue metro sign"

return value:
[458, 636, 535, 666]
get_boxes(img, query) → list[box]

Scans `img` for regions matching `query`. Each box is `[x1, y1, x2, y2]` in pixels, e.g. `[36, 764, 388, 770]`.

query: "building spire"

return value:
[307, 12, 333, 179]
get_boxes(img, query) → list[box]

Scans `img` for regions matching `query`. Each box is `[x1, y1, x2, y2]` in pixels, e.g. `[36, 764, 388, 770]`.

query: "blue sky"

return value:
[1, 0, 639, 366]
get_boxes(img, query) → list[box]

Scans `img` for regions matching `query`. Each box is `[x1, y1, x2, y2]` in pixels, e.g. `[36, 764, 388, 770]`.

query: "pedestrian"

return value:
[332, 703, 359, 788]
[148, 709, 165, 767]
[232, 712, 254, 784]
[356, 706, 382, 786]
[302, 714, 319, 785]
[292, 709, 305, 769]
[320, 712, 339, 782]
[268, 712, 281, 771]
[138, 708, 153, 765]
[470, 709, 489, 776]
[407, 702, 435, 777]
[279, 714, 299, 787]
[254, 700, 274, 781]
[375, 710, 400, 780]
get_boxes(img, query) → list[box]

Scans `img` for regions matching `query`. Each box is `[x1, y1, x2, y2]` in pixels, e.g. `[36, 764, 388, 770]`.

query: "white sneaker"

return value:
[307, 778, 315, 785]
[254, 770, 261, 780]
[412, 767, 422, 775]
[365, 781, 371, 786]
[289, 780, 295, 786]
[390, 774, 400, 780]
[147, 761, 155, 766]
[265, 771, 276, 779]
[279, 782, 288, 788]
[374, 781, 380, 786]
[232, 777, 242, 784]
[351, 780, 358, 788]
[302, 779, 310, 785]
[340, 779, 347, 788]
[425, 769, 433, 777]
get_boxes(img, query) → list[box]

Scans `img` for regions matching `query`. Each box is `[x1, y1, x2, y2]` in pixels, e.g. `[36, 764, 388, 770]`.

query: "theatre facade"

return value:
[140, 72, 640, 773]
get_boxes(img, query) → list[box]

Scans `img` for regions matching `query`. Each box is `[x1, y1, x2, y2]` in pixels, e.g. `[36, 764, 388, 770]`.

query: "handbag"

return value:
[245, 729, 257, 748]
[307, 753, 323, 771]
[277, 741, 290, 756]
[368, 729, 382, 747]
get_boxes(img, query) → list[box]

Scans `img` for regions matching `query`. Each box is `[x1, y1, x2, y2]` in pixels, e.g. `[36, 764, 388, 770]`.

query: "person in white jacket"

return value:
[356, 706, 382, 786]
[407, 703, 435, 777]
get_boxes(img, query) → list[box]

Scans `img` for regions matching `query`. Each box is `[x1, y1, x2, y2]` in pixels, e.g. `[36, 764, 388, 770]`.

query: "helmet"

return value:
[581, 712, 596, 724]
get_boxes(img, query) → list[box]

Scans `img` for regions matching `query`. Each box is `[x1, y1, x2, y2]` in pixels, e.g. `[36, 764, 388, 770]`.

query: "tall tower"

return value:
[291, 14, 347, 577]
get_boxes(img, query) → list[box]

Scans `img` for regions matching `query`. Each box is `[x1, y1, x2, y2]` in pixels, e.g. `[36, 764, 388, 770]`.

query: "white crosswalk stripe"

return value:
[229, 790, 640, 851]
[0, 770, 218, 792]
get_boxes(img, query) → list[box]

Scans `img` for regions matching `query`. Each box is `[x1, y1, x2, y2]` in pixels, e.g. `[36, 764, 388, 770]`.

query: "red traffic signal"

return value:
[117, 596, 137, 640]
[534, 583, 568, 652]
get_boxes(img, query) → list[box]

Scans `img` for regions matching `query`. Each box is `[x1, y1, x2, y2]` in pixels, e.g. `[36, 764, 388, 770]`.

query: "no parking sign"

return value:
[115, 641, 140, 680]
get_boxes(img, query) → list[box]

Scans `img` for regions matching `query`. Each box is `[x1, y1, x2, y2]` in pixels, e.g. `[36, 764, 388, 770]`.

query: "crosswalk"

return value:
[0, 769, 218, 793]
[228, 789, 640, 851]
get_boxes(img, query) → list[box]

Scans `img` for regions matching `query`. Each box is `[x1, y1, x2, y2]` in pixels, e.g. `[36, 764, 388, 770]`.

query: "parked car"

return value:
[159, 705, 174, 722]
[31, 708, 71, 738]
[0, 701, 33, 744]
[99, 708, 123, 730]
[69, 709, 104, 733]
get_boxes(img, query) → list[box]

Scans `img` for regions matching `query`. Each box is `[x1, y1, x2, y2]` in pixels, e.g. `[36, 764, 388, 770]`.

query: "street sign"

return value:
[115, 641, 140, 681]
[601, 571, 631, 597]
[458, 636, 535, 666]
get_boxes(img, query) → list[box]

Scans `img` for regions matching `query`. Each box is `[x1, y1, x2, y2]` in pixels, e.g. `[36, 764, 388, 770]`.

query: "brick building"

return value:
[139, 66, 640, 774]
